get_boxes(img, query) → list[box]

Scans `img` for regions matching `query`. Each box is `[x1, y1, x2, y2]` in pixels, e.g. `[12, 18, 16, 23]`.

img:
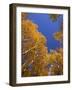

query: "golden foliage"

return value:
[21, 18, 48, 76]
[53, 31, 63, 41]
[21, 13, 63, 77]
[49, 14, 60, 21]
[47, 48, 63, 75]
[21, 12, 28, 20]
[22, 20, 39, 41]
[49, 21, 63, 75]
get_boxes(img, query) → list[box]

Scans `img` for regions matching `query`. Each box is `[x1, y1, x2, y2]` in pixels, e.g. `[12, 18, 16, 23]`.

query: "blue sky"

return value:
[27, 13, 63, 52]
